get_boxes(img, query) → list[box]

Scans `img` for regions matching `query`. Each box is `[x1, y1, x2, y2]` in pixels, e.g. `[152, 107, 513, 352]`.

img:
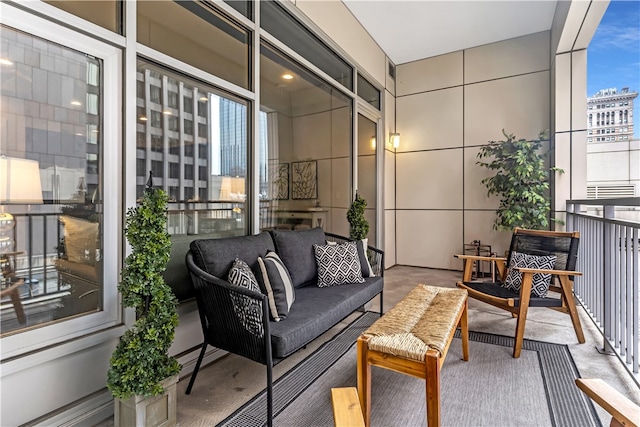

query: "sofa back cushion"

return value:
[271, 227, 326, 288]
[163, 234, 196, 302]
[190, 232, 275, 278]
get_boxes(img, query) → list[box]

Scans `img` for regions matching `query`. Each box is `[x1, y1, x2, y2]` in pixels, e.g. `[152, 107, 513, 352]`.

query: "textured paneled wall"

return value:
[394, 32, 551, 269]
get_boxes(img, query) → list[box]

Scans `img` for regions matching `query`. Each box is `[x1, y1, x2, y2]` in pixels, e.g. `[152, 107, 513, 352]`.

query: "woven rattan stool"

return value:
[357, 284, 469, 427]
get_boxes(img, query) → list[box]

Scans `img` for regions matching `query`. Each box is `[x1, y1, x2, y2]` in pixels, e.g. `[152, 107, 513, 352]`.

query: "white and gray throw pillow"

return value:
[256, 251, 295, 321]
[503, 251, 557, 297]
[356, 238, 375, 277]
[227, 258, 264, 337]
[314, 241, 365, 287]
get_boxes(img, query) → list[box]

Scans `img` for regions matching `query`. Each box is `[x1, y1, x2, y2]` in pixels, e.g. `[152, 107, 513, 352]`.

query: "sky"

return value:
[587, 0, 640, 138]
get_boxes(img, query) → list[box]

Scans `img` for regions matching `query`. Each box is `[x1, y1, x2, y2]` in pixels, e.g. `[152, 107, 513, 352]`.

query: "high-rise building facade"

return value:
[587, 87, 637, 143]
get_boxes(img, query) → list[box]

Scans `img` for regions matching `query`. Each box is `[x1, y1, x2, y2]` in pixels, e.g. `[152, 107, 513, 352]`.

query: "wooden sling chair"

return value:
[456, 227, 585, 358]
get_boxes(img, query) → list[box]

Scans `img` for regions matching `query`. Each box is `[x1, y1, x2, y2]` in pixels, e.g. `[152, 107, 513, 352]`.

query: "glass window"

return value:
[261, 1, 353, 91]
[44, 0, 122, 33]
[357, 74, 381, 110]
[137, 1, 251, 90]
[0, 26, 104, 335]
[357, 113, 377, 246]
[224, 0, 253, 20]
[258, 43, 352, 234]
[137, 59, 249, 237]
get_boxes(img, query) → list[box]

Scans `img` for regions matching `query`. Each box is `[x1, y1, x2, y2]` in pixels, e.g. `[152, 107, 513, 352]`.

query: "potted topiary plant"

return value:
[107, 172, 181, 427]
[477, 129, 563, 231]
[347, 193, 369, 240]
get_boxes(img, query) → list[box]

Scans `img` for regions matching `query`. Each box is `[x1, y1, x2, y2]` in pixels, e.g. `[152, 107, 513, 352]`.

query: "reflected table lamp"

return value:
[0, 156, 44, 254]
[0, 156, 42, 324]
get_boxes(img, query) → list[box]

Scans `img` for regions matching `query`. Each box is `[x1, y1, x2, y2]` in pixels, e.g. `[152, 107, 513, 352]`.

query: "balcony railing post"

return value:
[602, 205, 615, 352]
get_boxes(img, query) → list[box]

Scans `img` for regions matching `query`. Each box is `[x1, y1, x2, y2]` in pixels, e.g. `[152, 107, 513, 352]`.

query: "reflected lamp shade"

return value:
[0, 156, 44, 204]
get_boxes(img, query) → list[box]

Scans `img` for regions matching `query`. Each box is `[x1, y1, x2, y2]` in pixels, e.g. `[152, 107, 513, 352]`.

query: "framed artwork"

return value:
[291, 160, 318, 200]
[269, 163, 289, 200]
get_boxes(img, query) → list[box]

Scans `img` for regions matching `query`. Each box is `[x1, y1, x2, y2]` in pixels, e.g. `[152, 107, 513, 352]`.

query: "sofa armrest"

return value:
[325, 232, 385, 277]
[186, 252, 272, 365]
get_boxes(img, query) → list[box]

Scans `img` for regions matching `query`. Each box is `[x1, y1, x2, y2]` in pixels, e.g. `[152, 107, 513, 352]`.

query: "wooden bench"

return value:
[357, 284, 469, 427]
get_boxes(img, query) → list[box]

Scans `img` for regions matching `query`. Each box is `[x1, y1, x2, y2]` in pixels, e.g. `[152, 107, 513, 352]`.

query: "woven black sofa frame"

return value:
[184, 230, 384, 427]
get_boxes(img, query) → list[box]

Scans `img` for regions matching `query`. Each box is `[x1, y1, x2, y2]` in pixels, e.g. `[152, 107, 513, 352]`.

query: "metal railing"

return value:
[567, 198, 640, 385]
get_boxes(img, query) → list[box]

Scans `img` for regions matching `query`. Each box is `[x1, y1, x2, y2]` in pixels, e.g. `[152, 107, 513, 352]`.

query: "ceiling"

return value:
[342, 0, 559, 65]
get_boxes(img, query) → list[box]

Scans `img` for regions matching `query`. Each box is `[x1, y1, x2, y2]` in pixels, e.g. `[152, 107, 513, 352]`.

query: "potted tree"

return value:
[107, 173, 181, 427]
[347, 193, 369, 240]
[477, 130, 562, 231]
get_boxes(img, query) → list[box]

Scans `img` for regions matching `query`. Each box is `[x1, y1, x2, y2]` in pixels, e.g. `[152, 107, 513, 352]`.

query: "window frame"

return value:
[0, 5, 122, 359]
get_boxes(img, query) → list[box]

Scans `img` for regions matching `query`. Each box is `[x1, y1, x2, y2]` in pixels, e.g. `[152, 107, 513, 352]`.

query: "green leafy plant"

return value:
[347, 193, 369, 240]
[107, 178, 180, 399]
[477, 130, 563, 231]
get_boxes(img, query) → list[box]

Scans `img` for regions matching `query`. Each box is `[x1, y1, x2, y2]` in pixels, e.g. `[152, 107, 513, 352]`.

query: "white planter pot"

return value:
[114, 375, 179, 427]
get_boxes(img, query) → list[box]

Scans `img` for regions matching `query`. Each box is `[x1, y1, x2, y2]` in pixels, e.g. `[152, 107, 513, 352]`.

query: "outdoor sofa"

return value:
[184, 227, 384, 426]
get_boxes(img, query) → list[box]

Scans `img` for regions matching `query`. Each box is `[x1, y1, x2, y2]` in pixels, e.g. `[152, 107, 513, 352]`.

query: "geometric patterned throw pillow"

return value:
[313, 241, 365, 288]
[228, 258, 264, 337]
[503, 251, 557, 298]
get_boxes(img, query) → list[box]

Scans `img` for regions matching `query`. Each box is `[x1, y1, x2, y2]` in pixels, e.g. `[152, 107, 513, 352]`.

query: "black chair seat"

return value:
[462, 281, 563, 308]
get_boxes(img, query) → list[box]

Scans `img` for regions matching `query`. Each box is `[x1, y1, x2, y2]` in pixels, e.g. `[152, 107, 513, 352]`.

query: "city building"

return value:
[586, 87, 639, 200]
[587, 87, 637, 143]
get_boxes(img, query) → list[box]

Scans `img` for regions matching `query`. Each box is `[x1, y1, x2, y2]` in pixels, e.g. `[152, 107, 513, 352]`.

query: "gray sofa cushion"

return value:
[190, 232, 275, 278]
[271, 227, 326, 288]
[268, 276, 383, 358]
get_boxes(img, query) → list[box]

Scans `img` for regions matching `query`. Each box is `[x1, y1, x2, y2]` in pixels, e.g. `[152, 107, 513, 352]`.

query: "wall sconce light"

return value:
[370, 136, 376, 150]
[389, 132, 400, 149]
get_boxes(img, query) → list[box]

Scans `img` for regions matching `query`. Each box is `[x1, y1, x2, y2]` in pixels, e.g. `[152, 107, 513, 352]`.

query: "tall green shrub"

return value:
[347, 193, 369, 240]
[107, 181, 180, 399]
[477, 130, 562, 231]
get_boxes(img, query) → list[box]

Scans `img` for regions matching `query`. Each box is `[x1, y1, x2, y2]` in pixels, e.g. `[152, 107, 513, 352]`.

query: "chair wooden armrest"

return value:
[516, 267, 582, 276]
[454, 254, 507, 262]
[575, 378, 640, 427]
[331, 387, 365, 427]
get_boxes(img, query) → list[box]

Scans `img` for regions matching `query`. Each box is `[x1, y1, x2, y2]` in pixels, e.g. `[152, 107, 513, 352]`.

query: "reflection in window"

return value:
[357, 114, 377, 245]
[0, 26, 103, 335]
[357, 74, 381, 110]
[44, 0, 121, 33]
[137, 1, 251, 90]
[261, 1, 353, 91]
[259, 43, 353, 235]
[136, 60, 249, 238]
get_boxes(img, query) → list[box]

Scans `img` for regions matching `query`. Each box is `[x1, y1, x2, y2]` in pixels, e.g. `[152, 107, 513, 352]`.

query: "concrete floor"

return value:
[98, 266, 640, 426]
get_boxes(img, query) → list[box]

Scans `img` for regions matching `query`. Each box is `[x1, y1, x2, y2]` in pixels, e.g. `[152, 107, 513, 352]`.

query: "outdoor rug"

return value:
[218, 312, 602, 427]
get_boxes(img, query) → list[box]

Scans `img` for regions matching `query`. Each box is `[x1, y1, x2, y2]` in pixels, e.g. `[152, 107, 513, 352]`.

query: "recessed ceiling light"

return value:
[70, 100, 82, 106]
[282, 73, 294, 80]
[0, 58, 13, 66]
[139, 116, 148, 121]
[75, 133, 84, 136]
[163, 110, 172, 115]
[199, 96, 208, 102]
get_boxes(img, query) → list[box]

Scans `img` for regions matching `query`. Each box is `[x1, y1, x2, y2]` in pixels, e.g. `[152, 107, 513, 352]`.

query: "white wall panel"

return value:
[464, 31, 550, 84]
[384, 209, 396, 267]
[464, 71, 550, 146]
[396, 52, 463, 96]
[396, 149, 463, 210]
[396, 87, 463, 151]
[396, 210, 462, 269]
[463, 146, 500, 210]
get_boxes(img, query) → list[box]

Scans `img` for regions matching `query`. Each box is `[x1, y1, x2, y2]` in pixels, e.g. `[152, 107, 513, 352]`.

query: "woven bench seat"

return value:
[357, 284, 469, 427]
